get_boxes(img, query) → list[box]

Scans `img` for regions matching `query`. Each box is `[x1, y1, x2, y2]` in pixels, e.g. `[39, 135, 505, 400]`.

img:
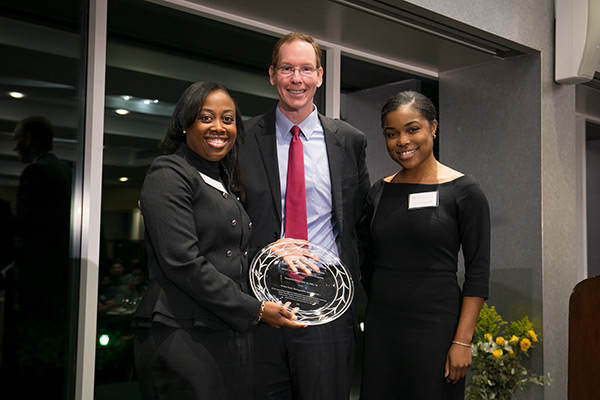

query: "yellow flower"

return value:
[520, 338, 531, 352]
[508, 350, 515, 358]
[492, 349, 503, 359]
[529, 330, 538, 342]
[484, 333, 492, 342]
[509, 335, 519, 345]
[496, 336, 506, 347]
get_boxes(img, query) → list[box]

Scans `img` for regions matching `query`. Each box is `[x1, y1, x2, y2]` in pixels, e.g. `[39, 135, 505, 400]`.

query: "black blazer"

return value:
[135, 145, 261, 333]
[240, 110, 370, 297]
[14, 152, 72, 315]
[15, 152, 72, 256]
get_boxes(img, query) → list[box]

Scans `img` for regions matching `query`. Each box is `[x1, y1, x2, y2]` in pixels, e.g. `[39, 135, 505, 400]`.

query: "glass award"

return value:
[250, 240, 354, 325]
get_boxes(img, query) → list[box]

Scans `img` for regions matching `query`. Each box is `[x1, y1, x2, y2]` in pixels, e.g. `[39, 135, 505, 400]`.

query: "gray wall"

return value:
[440, 54, 543, 319]
[403, 0, 553, 51]
[439, 54, 544, 398]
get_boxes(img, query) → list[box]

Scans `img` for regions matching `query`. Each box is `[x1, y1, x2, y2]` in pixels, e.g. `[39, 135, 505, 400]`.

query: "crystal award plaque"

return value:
[250, 240, 354, 325]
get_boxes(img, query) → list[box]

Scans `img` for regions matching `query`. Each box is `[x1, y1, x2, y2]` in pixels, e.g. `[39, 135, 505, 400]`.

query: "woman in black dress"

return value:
[134, 82, 303, 400]
[359, 91, 490, 399]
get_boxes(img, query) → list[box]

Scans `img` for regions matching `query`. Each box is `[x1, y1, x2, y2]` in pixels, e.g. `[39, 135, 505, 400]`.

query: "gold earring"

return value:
[183, 130, 187, 134]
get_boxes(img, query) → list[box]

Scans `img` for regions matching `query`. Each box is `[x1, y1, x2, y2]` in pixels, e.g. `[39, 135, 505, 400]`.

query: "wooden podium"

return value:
[568, 275, 600, 399]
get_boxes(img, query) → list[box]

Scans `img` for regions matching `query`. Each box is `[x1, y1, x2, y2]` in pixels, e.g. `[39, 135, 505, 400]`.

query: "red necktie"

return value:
[285, 125, 308, 241]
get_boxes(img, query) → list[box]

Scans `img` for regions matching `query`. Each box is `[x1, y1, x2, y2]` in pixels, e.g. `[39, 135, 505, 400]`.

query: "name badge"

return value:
[408, 191, 439, 209]
[199, 172, 228, 194]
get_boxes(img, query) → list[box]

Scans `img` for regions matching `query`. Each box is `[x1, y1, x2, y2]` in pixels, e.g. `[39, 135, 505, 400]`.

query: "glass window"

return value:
[587, 121, 600, 278]
[0, 1, 85, 399]
[340, 55, 438, 183]
[96, 1, 302, 397]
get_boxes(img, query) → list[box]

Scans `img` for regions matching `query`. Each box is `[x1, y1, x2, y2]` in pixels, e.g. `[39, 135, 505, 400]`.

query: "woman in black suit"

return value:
[134, 82, 302, 400]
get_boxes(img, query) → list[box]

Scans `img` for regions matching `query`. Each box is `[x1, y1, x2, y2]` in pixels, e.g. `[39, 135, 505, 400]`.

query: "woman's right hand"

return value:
[259, 301, 306, 329]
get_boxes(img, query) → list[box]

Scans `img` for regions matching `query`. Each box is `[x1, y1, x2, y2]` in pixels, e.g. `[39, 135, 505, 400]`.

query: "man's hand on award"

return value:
[259, 301, 307, 328]
[269, 238, 321, 276]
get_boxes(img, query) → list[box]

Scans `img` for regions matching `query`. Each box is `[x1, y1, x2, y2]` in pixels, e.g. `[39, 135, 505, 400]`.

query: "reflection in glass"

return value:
[0, 1, 84, 399]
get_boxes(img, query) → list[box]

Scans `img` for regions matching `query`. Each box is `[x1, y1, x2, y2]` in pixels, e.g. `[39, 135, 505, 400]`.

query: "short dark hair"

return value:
[18, 116, 54, 151]
[271, 32, 322, 69]
[381, 91, 437, 128]
[160, 82, 245, 200]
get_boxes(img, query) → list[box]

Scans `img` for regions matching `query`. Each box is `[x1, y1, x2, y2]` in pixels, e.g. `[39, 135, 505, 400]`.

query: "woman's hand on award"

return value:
[268, 238, 321, 275]
[260, 301, 306, 328]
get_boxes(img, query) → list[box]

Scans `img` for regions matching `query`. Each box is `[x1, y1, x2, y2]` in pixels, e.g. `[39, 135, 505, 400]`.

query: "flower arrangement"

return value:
[465, 304, 551, 400]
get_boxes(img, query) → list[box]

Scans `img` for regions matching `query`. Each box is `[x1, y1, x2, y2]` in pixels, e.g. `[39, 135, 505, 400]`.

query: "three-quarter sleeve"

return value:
[357, 179, 384, 296]
[455, 177, 491, 299]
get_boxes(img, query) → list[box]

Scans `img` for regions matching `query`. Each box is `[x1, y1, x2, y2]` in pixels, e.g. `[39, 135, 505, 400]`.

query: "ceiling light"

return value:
[143, 99, 151, 105]
[119, 177, 129, 182]
[9, 91, 25, 99]
[153, 99, 159, 103]
[115, 109, 129, 115]
[122, 95, 132, 101]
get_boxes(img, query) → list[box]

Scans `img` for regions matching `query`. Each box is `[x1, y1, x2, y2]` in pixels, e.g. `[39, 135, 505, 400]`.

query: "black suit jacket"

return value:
[135, 145, 260, 333]
[241, 110, 370, 301]
[15, 152, 72, 255]
[14, 152, 72, 315]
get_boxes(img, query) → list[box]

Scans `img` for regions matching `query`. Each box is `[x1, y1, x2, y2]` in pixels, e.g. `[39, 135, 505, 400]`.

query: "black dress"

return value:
[358, 175, 490, 400]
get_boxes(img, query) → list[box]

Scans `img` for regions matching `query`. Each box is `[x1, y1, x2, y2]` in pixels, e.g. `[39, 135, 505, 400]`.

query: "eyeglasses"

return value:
[276, 65, 318, 77]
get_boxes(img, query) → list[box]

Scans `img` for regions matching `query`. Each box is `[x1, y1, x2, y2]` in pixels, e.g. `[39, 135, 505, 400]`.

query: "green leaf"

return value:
[474, 303, 507, 340]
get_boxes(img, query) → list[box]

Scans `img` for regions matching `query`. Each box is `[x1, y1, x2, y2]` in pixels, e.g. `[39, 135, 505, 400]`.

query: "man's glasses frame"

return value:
[276, 64, 318, 77]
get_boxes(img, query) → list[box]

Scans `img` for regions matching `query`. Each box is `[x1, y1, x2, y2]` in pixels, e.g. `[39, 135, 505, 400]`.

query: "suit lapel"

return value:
[255, 110, 283, 220]
[321, 115, 345, 236]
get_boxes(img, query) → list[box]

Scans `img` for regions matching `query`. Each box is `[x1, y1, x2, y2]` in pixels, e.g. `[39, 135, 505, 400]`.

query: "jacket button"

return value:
[226, 250, 232, 258]
[243, 251, 248, 258]
[231, 219, 237, 227]
[249, 222, 253, 229]
[222, 192, 229, 199]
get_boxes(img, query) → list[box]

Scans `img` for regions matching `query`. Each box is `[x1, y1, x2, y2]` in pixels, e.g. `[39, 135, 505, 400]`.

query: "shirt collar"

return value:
[32, 151, 51, 163]
[275, 105, 320, 141]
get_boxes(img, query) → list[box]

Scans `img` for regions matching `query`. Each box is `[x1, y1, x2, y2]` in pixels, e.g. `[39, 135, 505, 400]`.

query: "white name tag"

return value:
[408, 191, 439, 209]
[199, 172, 228, 194]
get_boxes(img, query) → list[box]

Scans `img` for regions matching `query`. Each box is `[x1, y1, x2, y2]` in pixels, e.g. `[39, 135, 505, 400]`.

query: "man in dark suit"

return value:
[3, 116, 72, 399]
[241, 32, 370, 400]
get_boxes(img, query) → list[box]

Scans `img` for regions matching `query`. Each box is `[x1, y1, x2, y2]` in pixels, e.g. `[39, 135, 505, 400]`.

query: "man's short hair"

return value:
[18, 116, 54, 151]
[271, 32, 322, 69]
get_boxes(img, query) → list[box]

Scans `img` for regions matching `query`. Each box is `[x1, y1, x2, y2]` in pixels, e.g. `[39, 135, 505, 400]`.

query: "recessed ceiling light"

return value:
[153, 99, 159, 103]
[143, 99, 151, 105]
[9, 91, 25, 99]
[122, 95, 132, 101]
[115, 109, 129, 115]
[119, 177, 129, 182]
